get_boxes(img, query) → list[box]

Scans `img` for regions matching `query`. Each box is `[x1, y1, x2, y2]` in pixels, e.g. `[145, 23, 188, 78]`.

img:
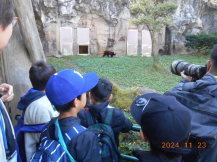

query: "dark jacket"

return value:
[17, 88, 45, 111]
[78, 102, 133, 145]
[42, 116, 102, 162]
[165, 73, 217, 162]
[132, 150, 182, 162]
[0, 100, 17, 161]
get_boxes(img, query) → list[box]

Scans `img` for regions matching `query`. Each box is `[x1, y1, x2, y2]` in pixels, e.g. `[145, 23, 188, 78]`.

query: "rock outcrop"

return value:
[167, 0, 217, 54]
[31, 0, 217, 56]
[32, 0, 130, 56]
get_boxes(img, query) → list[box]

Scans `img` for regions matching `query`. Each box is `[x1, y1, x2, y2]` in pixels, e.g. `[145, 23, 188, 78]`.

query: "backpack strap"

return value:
[55, 119, 86, 162]
[19, 124, 47, 133]
[87, 110, 98, 124]
[104, 108, 114, 125]
[55, 119, 76, 162]
[88, 107, 114, 125]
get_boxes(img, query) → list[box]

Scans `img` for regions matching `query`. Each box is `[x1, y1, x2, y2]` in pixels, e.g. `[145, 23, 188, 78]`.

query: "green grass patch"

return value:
[48, 55, 208, 93]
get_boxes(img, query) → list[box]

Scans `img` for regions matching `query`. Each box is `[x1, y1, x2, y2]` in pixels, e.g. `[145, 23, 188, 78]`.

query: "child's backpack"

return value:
[87, 108, 121, 162]
[31, 118, 86, 162]
[14, 111, 46, 162]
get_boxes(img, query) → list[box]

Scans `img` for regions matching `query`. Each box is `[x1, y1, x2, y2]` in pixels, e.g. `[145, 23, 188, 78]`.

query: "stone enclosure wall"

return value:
[32, 0, 217, 56]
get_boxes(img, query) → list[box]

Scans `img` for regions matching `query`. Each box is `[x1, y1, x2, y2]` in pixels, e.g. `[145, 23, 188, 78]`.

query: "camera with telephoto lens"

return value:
[171, 60, 207, 81]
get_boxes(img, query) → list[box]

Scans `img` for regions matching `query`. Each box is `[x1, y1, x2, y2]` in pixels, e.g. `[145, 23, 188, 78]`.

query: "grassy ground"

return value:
[48, 54, 208, 93]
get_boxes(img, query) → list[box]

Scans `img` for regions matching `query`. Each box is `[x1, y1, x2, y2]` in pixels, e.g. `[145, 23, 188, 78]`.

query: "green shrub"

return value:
[192, 46, 212, 56]
[111, 86, 138, 112]
[185, 33, 217, 56]
[111, 86, 151, 155]
[119, 130, 150, 156]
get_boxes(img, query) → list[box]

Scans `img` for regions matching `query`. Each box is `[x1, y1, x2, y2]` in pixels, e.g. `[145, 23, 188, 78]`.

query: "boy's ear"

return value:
[72, 98, 79, 108]
[140, 130, 148, 142]
[108, 94, 113, 102]
[88, 92, 91, 98]
[207, 60, 212, 72]
[89, 93, 94, 101]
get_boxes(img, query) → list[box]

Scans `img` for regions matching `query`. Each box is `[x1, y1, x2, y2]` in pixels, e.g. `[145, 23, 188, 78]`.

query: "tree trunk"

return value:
[13, 0, 46, 62]
[150, 31, 160, 68]
[0, 0, 46, 124]
[0, 25, 33, 124]
[137, 25, 143, 56]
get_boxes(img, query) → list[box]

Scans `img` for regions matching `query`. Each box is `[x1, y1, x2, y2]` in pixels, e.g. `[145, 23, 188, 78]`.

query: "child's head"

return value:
[45, 69, 98, 113]
[0, 0, 13, 28]
[90, 78, 112, 104]
[208, 44, 217, 73]
[29, 61, 56, 91]
[0, 0, 14, 50]
[131, 93, 191, 159]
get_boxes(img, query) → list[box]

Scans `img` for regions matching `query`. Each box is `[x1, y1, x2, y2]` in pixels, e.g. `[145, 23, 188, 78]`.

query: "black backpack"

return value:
[87, 109, 121, 162]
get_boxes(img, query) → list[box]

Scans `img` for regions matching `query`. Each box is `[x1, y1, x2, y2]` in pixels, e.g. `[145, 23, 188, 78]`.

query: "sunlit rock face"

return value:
[32, 0, 130, 56]
[167, 0, 217, 54]
[32, 0, 217, 56]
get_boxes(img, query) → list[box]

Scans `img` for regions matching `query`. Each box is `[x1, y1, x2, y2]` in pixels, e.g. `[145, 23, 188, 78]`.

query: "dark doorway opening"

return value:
[79, 45, 88, 54]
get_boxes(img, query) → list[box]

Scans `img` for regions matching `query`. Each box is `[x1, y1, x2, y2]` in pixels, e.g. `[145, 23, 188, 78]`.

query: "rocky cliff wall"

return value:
[32, 0, 217, 56]
[168, 0, 217, 54]
[32, 0, 130, 56]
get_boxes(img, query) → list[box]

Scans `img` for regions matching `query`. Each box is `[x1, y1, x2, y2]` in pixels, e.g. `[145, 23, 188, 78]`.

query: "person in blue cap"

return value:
[41, 69, 101, 162]
[130, 93, 192, 162]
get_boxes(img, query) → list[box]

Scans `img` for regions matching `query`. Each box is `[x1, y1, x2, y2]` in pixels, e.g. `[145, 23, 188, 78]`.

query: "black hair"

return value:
[90, 78, 112, 103]
[0, 0, 13, 29]
[55, 95, 81, 113]
[210, 44, 217, 71]
[29, 61, 56, 91]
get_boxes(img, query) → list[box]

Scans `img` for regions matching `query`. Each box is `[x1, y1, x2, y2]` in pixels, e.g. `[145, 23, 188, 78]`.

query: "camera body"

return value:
[171, 60, 207, 81]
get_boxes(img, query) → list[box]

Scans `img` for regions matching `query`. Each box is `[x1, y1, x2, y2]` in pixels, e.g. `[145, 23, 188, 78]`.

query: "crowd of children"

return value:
[3, 61, 195, 162]
[0, 0, 216, 161]
[14, 66, 193, 162]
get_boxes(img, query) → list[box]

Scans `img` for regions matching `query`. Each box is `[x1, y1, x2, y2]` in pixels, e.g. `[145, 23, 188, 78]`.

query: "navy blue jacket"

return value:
[17, 88, 45, 111]
[133, 150, 182, 162]
[165, 73, 217, 162]
[78, 102, 133, 145]
[43, 116, 102, 162]
[0, 100, 17, 160]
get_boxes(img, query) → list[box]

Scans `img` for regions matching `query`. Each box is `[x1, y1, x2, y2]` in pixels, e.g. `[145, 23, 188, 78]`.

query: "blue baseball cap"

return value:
[45, 69, 99, 107]
[130, 93, 192, 153]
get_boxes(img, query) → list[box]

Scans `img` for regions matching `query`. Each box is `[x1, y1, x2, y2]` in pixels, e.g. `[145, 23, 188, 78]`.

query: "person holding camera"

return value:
[165, 45, 217, 162]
